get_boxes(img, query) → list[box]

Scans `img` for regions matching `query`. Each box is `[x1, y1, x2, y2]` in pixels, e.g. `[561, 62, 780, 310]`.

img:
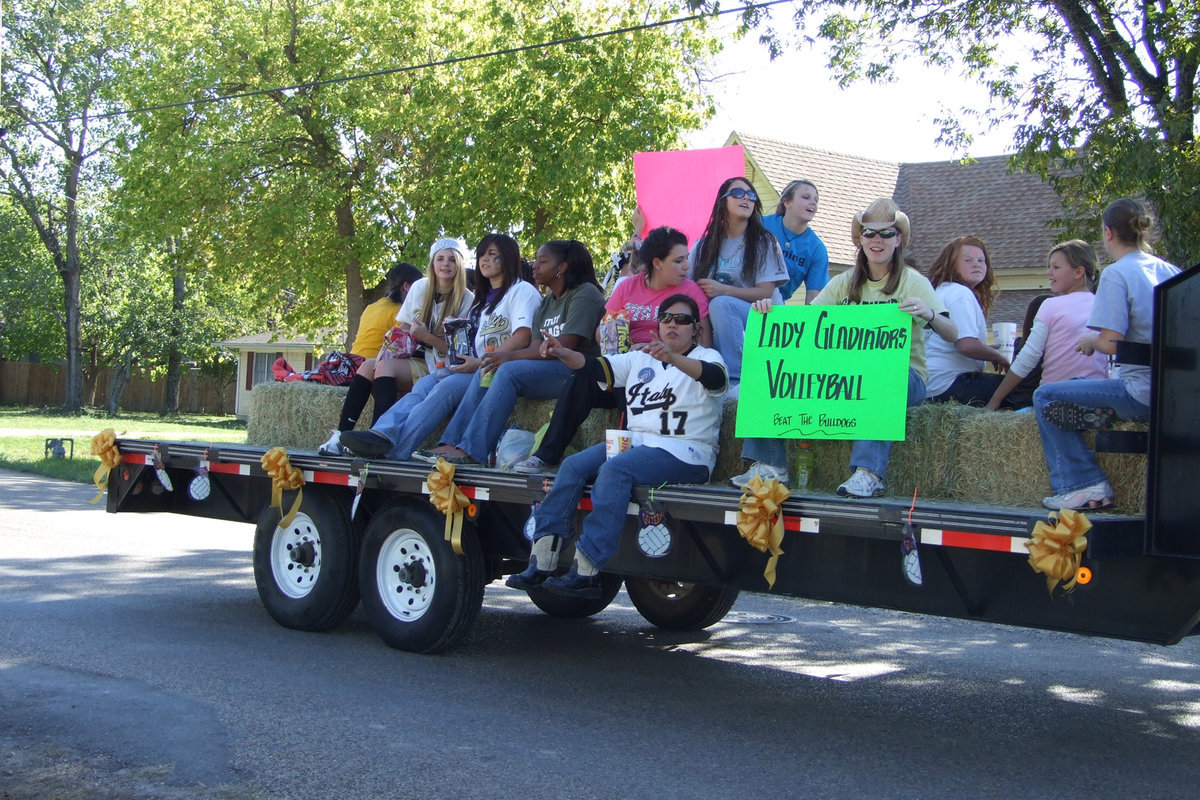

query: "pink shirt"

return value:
[606, 277, 710, 344]
[1037, 292, 1108, 384]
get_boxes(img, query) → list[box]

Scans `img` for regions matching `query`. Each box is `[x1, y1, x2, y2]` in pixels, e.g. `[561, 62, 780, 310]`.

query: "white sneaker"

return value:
[317, 430, 344, 456]
[1043, 480, 1114, 510]
[730, 462, 790, 489]
[837, 467, 885, 498]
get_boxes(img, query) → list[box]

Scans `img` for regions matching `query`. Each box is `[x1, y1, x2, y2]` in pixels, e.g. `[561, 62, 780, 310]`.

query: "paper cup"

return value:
[605, 429, 632, 459]
[993, 322, 1017, 363]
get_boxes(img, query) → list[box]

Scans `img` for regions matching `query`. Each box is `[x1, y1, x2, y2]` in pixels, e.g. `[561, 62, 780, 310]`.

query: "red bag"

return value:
[379, 326, 417, 360]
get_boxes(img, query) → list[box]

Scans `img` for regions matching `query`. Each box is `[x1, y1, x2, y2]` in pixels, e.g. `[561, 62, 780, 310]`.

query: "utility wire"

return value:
[5, 1, 793, 132]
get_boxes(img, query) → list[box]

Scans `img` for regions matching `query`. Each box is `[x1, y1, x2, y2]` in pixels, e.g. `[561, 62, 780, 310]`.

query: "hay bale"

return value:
[246, 381, 373, 450]
[886, 403, 980, 501]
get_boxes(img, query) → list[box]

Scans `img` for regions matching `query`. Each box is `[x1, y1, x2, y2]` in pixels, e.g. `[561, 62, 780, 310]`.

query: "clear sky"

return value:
[685, 18, 1019, 163]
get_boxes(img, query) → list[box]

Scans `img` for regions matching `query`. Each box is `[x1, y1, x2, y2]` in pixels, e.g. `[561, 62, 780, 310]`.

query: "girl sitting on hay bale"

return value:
[984, 240, 1107, 411]
[337, 234, 541, 461]
[320, 240, 472, 456]
[1034, 198, 1179, 511]
[923, 235, 1012, 406]
[753, 198, 959, 498]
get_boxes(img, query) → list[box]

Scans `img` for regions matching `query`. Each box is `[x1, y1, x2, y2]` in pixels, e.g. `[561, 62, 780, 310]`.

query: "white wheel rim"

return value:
[270, 512, 321, 599]
[376, 529, 435, 622]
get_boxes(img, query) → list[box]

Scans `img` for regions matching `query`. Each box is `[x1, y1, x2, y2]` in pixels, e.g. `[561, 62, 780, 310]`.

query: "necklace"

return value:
[779, 223, 805, 251]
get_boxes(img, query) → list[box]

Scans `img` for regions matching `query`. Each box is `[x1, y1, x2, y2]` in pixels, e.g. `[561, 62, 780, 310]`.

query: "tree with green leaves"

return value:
[117, 0, 718, 346]
[737, 0, 1199, 264]
[0, 0, 130, 412]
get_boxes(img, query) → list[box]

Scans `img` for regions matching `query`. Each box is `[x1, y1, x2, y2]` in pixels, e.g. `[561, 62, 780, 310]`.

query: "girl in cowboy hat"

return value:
[751, 197, 958, 498]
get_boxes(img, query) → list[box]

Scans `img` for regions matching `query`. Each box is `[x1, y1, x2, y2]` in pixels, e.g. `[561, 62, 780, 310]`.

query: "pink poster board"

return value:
[632, 146, 746, 248]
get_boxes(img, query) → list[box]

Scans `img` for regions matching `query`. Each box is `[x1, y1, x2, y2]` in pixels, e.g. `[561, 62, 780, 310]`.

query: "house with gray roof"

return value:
[730, 131, 1071, 325]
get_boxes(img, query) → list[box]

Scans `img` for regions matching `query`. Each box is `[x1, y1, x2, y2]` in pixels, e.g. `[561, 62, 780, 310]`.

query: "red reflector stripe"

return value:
[310, 470, 351, 486]
[928, 528, 1024, 553]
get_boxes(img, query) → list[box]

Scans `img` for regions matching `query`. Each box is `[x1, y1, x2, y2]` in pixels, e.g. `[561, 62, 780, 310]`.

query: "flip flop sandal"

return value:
[1043, 401, 1117, 431]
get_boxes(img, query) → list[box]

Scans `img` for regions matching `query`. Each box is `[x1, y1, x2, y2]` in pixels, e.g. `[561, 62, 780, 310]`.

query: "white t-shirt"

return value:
[601, 345, 727, 469]
[474, 281, 541, 355]
[925, 282, 988, 397]
[395, 277, 475, 372]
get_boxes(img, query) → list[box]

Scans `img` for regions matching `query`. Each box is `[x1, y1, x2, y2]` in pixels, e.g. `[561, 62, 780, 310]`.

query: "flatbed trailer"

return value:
[102, 264, 1200, 652]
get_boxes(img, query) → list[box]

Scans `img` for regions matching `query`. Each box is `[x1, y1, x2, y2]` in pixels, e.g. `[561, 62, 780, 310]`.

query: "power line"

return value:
[5, 1, 793, 132]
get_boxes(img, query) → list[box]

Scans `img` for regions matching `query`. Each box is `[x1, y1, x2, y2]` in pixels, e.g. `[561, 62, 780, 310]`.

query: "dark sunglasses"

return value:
[658, 312, 698, 325]
[721, 187, 758, 202]
[860, 227, 900, 239]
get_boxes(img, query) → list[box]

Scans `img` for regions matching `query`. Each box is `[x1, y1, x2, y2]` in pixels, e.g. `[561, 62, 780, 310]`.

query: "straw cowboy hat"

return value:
[851, 198, 911, 250]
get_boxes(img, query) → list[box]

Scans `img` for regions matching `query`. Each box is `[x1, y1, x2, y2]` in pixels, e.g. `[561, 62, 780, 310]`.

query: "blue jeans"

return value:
[444, 359, 573, 465]
[708, 295, 751, 381]
[1033, 378, 1148, 493]
[850, 368, 927, 478]
[370, 371, 475, 460]
[531, 443, 710, 569]
[741, 436, 787, 470]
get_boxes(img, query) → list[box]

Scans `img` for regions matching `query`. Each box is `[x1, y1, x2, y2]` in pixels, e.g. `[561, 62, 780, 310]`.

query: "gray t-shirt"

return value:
[1088, 249, 1179, 406]
[688, 234, 788, 298]
[534, 282, 606, 357]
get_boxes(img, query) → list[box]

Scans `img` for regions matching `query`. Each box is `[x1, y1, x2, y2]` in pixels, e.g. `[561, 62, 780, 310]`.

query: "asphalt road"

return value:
[2, 468, 1198, 799]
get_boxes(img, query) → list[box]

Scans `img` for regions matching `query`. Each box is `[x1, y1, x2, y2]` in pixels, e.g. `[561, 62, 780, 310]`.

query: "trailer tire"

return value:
[526, 573, 624, 618]
[358, 501, 484, 654]
[252, 487, 361, 632]
[624, 577, 738, 631]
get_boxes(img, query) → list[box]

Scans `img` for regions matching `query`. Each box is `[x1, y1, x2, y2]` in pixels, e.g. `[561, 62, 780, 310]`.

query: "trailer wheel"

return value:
[624, 577, 738, 631]
[252, 488, 361, 632]
[525, 573, 624, 618]
[358, 502, 484, 654]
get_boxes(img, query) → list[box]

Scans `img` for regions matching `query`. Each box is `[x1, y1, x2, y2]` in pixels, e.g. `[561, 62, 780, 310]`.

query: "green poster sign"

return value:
[735, 304, 913, 441]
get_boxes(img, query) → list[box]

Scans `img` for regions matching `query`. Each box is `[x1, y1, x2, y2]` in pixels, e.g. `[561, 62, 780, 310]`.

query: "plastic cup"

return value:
[605, 429, 632, 459]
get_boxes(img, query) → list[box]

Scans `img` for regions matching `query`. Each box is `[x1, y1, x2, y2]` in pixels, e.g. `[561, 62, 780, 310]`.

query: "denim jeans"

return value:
[369, 370, 474, 460]
[708, 295, 751, 381]
[531, 443, 710, 569]
[850, 368, 927, 478]
[741, 436, 787, 470]
[928, 371, 1005, 407]
[1033, 378, 1148, 493]
[444, 358, 574, 465]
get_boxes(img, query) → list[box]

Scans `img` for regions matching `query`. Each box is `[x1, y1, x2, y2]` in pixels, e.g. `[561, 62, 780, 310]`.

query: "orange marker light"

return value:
[1076, 566, 1093, 585]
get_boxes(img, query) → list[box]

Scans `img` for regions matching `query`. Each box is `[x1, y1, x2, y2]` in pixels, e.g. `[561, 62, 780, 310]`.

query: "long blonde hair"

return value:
[418, 246, 469, 336]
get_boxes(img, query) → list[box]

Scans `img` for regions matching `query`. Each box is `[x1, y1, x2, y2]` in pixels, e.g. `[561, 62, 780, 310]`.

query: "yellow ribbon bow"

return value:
[737, 474, 791, 589]
[1025, 508, 1092, 594]
[88, 428, 122, 504]
[261, 447, 305, 529]
[427, 458, 471, 554]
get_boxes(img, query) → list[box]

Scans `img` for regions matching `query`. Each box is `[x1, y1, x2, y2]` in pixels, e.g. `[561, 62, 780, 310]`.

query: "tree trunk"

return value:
[336, 196, 364, 348]
[60, 150, 85, 414]
[162, 238, 186, 416]
[106, 347, 133, 415]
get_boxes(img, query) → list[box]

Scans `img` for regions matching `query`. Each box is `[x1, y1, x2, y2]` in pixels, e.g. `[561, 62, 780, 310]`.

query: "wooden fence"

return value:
[0, 361, 235, 415]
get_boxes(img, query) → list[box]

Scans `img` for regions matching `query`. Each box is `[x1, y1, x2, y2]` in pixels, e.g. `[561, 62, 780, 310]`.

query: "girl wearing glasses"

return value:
[512, 226, 712, 473]
[750, 198, 958, 498]
[923, 236, 1012, 406]
[506, 294, 728, 598]
[689, 177, 789, 389]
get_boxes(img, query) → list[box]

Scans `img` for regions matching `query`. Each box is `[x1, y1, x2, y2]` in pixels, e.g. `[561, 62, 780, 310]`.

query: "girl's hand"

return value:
[632, 205, 647, 237]
[410, 319, 437, 348]
[983, 398, 1001, 412]
[989, 350, 1011, 373]
[1075, 332, 1098, 355]
[697, 278, 725, 298]
[752, 297, 775, 314]
[541, 333, 572, 361]
[450, 355, 480, 374]
[481, 350, 511, 373]
[646, 332, 673, 363]
[630, 342, 652, 353]
[898, 297, 932, 323]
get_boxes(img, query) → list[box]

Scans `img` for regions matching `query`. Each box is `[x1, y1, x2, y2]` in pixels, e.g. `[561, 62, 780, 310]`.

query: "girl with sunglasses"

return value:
[512, 226, 712, 473]
[748, 198, 958, 498]
[337, 234, 541, 460]
[506, 294, 728, 598]
[689, 176, 789, 390]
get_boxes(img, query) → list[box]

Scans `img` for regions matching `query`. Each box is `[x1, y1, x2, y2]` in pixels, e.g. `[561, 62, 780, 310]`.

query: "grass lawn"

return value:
[0, 406, 246, 484]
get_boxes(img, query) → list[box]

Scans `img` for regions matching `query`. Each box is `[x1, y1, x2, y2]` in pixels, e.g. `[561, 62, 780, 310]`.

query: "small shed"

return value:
[213, 332, 319, 418]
